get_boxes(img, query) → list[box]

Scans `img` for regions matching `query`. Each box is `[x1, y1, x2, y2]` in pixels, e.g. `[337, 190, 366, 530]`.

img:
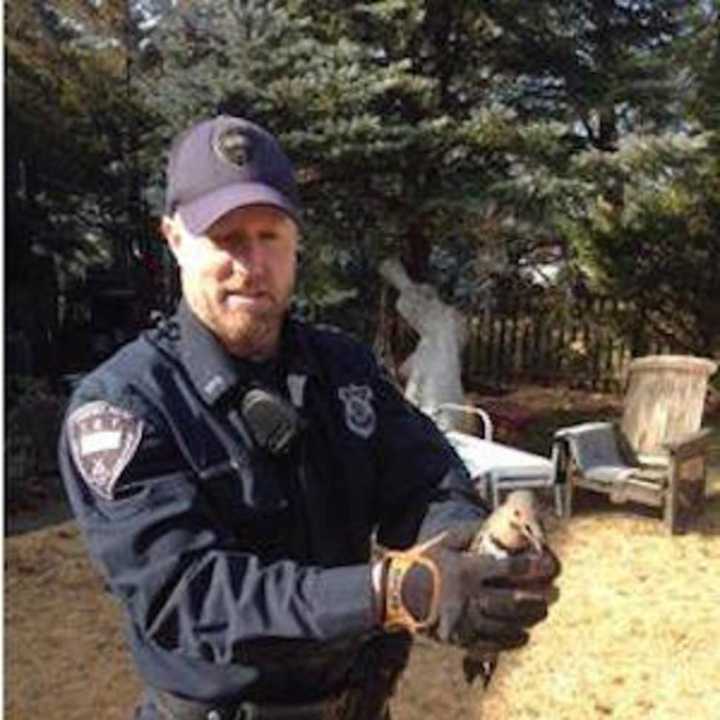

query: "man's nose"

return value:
[231, 238, 267, 276]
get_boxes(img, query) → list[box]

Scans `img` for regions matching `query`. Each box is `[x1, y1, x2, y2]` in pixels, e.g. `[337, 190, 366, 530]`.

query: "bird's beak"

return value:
[524, 521, 545, 554]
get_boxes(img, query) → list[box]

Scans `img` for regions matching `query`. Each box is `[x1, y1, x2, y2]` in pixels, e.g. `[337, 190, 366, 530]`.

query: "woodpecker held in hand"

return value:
[464, 489, 547, 687]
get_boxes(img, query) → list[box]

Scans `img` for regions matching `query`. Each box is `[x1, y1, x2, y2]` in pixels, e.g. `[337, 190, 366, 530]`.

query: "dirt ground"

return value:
[5, 385, 720, 720]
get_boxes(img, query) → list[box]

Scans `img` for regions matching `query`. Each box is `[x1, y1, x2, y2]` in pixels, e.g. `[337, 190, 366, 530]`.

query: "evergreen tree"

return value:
[137, 0, 574, 335]
[563, 6, 720, 355]
[5, 0, 161, 374]
[139, 1, 705, 268]
[11, 0, 714, 362]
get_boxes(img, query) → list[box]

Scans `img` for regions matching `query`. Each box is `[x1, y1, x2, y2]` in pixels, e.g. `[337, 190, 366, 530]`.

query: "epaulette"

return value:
[311, 322, 345, 336]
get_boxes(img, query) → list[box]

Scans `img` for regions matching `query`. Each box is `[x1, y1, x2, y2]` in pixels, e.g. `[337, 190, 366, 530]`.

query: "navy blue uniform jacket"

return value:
[59, 302, 485, 704]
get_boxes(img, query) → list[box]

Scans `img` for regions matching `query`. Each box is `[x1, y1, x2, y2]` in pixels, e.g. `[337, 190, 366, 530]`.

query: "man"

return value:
[59, 115, 559, 720]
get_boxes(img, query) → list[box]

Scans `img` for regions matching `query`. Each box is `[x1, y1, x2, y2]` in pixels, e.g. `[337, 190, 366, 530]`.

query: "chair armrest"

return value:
[553, 421, 614, 440]
[435, 403, 494, 440]
[636, 453, 668, 468]
[663, 428, 716, 458]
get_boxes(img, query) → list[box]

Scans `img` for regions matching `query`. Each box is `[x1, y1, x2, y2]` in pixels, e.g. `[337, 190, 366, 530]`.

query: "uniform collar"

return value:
[176, 301, 317, 406]
[280, 318, 316, 380]
[176, 301, 241, 404]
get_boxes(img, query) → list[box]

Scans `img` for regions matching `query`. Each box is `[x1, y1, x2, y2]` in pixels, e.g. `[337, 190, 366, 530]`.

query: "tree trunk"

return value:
[401, 216, 432, 283]
[379, 258, 469, 429]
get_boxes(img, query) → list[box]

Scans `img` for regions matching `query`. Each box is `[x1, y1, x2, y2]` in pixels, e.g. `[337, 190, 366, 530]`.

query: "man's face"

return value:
[163, 205, 299, 359]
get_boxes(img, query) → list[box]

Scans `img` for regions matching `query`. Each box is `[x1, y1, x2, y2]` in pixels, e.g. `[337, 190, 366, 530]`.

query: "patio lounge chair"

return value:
[435, 403, 564, 516]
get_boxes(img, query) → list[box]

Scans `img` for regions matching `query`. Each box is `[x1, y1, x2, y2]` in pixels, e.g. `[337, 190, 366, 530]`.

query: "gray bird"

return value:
[464, 490, 546, 687]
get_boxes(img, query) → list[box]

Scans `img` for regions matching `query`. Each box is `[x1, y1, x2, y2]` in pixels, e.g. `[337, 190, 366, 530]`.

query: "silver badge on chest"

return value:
[338, 384, 376, 439]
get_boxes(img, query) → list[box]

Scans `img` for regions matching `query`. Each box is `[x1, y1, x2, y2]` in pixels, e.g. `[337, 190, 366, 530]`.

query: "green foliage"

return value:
[5, 374, 69, 490]
[5, 376, 57, 416]
[6, 0, 719, 361]
[5, 0, 142, 286]
[131, 2, 563, 329]
[564, 136, 720, 355]
[117, 0, 718, 347]
[555, 5, 720, 357]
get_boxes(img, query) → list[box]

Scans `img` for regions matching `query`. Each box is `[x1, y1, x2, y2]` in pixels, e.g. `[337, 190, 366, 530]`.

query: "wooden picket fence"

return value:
[466, 296, 676, 392]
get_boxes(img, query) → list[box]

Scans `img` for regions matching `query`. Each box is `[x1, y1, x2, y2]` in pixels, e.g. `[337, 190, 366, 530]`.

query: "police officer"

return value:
[59, 115, 560, 720]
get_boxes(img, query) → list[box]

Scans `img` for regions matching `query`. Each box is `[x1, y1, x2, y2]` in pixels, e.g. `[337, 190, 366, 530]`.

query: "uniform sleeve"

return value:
[369, 361, 488, 548]
[58, 384, 378, 669]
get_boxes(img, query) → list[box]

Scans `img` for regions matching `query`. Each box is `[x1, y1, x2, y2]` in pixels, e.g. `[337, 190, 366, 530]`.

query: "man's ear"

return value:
[161, 215, 183, 262]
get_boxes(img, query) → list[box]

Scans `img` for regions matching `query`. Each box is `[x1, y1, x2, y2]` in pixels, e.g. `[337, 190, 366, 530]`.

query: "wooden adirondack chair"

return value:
[552, 355, 718, 533]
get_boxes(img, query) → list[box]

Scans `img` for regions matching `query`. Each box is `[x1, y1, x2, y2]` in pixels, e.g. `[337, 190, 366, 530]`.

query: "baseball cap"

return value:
[164, 115, 301, 234]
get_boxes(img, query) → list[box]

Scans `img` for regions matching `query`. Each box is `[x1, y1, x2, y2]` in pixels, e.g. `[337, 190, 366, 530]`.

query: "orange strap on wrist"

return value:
[383, 549, 441, 633]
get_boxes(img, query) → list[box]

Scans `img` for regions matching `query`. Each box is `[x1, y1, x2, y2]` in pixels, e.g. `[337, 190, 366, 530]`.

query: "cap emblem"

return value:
[214, 126, 252, 168]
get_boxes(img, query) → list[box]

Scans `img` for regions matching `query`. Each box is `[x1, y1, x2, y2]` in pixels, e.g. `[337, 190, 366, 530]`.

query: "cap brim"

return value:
[176, 182, 301, 234]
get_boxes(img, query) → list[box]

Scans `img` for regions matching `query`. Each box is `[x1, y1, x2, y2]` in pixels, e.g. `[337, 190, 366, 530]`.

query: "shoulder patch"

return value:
[67, 401, 144, 499]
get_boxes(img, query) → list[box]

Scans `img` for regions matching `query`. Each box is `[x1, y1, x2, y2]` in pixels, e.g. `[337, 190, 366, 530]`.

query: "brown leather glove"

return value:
[376, 522, 559, 648]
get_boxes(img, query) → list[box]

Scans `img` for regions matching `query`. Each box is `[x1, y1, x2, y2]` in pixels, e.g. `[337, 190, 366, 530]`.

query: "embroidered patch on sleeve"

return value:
[67, 401, 144, 500]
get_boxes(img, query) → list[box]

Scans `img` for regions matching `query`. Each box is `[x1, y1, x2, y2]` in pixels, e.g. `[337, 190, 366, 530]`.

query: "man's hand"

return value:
[375, 522, 559, 648]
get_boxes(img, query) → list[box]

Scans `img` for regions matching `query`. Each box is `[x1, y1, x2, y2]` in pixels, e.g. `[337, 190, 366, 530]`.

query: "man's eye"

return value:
[259, 231, 280, 242]
[214, 234, 239, 247]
